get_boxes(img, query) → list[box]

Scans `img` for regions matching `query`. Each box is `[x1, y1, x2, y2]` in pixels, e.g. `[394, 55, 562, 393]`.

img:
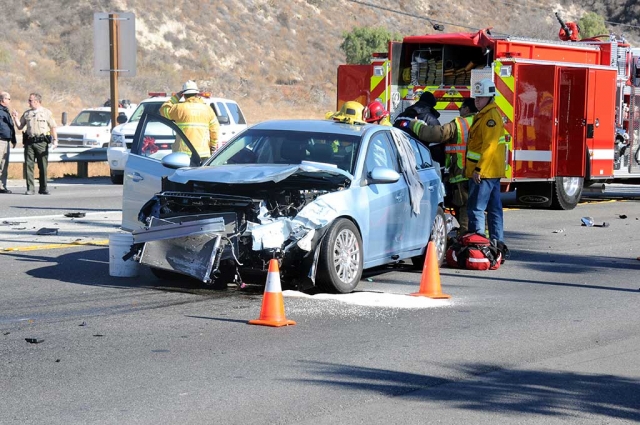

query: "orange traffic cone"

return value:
[249, 259, 296, 327]
[410, 241, 451, 299]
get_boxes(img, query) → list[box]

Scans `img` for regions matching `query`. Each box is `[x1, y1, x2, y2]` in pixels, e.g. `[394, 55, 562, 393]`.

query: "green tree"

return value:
[340, 27, 401, 65]
[578, 12, 609, 39]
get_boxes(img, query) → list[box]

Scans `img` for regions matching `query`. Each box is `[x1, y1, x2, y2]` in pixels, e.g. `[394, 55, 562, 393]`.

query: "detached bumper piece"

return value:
[132, 213, 238, 284]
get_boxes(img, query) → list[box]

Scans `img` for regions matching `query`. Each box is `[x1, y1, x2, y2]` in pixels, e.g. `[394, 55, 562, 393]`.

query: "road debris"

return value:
[580, 217, 594, 227]
[79, 321, 87, 327]
[36, 227, 59, 236]
[2, 221, 24, 226]
[552, 228, 565, 233]
[581, 217, 609, 228]
[619, 214, 627, 219]
[25, 338, 45, 344]
[64, 212, 86, 218]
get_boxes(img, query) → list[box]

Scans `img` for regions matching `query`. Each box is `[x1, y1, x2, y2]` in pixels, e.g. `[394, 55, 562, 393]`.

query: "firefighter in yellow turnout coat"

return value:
[465, 78, 507, 244]
[409, 98, 478, 234]
[160, 80, 219, 158]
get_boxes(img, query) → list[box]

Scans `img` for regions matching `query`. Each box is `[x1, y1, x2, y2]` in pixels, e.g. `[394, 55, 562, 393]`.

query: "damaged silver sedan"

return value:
[122, 115, 446, 293]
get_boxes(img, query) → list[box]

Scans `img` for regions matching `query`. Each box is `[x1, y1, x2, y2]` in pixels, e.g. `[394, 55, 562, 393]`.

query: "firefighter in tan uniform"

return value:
[160, 80, 219, 159]
[465, 78, 507, 244]
[409, 98, 478, 234]
[14, 93, 57, 195]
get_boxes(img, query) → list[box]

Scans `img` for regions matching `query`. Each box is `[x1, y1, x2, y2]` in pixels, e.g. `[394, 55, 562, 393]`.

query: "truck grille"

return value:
[57, 134, 85, 146]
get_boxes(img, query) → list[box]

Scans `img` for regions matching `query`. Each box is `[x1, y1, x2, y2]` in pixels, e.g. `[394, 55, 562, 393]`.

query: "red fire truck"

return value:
[337, 28, 640, 209]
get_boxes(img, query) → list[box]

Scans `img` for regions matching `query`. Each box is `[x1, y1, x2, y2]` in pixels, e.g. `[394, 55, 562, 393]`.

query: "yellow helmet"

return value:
[332, 101, 366, 125]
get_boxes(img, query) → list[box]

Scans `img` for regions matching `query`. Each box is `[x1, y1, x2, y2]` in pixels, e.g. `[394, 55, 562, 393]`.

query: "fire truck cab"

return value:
[337, 29, 640, 209]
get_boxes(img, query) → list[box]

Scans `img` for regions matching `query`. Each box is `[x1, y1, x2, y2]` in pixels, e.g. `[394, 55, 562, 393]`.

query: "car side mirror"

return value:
[368, 167, 400, 184]
[116, 114, 128, 124]
[217, 116, 230, 125]
[161, 152, 191, 169]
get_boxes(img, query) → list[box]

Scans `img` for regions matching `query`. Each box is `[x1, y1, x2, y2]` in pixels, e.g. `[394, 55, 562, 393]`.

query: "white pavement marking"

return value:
[0, 211, 123, 250]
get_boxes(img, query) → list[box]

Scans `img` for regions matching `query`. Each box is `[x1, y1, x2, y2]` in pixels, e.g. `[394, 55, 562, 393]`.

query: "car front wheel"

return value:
[317, 218, 363, 294]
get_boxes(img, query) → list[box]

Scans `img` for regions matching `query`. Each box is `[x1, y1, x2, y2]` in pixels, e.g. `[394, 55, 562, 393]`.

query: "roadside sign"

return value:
[93, 12, 136, 77]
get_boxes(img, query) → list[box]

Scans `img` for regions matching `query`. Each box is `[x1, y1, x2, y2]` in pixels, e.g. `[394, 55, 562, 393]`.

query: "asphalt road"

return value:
[1, 179, 639, 424]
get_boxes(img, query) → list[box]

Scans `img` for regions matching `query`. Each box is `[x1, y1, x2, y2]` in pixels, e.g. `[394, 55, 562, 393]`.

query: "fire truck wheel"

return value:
[551, 176, 583, 210]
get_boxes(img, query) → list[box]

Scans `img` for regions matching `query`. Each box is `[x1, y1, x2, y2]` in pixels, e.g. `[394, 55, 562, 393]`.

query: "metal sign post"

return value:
[109, 14, 119, 130]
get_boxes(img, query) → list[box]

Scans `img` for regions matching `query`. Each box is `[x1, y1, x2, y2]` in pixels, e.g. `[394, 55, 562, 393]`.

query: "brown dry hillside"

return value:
[0, 0, 638, 124]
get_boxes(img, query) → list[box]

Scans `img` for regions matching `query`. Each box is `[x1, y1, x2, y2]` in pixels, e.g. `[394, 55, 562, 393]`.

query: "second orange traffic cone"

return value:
[410, 240, 451, 299]
[249, 259, 296, 327]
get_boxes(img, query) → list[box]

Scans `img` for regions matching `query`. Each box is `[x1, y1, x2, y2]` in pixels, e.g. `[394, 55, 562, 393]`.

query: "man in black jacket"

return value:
[394, 91, 444, 168]
[0, 92, 17, 194]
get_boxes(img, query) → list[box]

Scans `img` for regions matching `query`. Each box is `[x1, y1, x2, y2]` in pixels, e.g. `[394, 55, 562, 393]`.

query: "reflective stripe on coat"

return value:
[160, 96, 220, 158]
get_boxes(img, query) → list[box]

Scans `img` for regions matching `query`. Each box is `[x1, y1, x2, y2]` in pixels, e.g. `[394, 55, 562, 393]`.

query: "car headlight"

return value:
[110, 133, 125, 148]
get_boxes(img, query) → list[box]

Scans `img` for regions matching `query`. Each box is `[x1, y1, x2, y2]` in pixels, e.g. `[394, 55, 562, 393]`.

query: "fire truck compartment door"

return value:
[337, 65, 372, 110]
[555, 67, 587, 177]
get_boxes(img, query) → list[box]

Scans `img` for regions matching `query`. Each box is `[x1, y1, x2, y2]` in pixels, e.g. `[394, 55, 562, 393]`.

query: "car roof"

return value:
[140, 95, 239, 104]
[249, 119, 375, 136]
[79, 107, 130, 112]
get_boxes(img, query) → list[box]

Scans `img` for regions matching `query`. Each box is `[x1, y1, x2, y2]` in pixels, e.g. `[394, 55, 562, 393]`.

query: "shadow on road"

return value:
[5, 240, 640, 295]
[292, 361, 640, 421]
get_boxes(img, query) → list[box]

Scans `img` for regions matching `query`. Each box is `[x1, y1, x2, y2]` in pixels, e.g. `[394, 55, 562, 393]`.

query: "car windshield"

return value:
[70, 111, 111, 127]
[207, 129, 361, 174]
[128, 101, 164, 123]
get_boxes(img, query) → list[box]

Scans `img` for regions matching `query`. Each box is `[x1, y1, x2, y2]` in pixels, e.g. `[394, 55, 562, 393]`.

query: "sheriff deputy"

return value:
[13, 92, 58, 195]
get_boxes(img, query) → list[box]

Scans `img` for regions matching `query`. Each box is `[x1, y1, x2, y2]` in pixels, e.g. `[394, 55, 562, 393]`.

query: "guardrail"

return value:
[9, 147, 107, 178]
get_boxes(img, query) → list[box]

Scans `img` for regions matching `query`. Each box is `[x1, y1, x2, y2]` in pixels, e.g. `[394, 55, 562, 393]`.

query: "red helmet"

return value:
[365, 101, 390, 123]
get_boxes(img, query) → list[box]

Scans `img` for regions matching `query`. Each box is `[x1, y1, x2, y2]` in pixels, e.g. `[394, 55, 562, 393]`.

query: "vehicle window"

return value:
[71, 111, 111, 127]
[406, 137, 434, 170]
[225, 102, 246, 125]
[364, 131, 399, 174]
[215, 102, 230, 123]
[415, 140, 433, 169]
[128, 101, 164, 123]
[206, 129, 361, 173]
[131, 114, 177, 161]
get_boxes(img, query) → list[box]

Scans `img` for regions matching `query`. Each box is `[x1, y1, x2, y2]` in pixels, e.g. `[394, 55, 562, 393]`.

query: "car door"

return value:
[402, 137, 440, 253]
[121, 113, 199, 231]
[362, 131, 407, 262]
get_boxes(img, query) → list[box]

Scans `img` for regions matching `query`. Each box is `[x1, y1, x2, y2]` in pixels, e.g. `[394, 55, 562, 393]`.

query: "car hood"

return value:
[168, 162, 353, 185]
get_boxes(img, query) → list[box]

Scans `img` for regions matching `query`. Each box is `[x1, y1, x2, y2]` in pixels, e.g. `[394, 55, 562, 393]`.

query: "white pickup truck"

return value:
[107, 93, 247, 184]
[56, 105, 136, 148]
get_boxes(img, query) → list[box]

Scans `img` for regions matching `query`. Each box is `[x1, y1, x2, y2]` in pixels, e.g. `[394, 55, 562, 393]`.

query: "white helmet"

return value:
[182, 80, 199, 95]
[472, 78, 497, 98]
